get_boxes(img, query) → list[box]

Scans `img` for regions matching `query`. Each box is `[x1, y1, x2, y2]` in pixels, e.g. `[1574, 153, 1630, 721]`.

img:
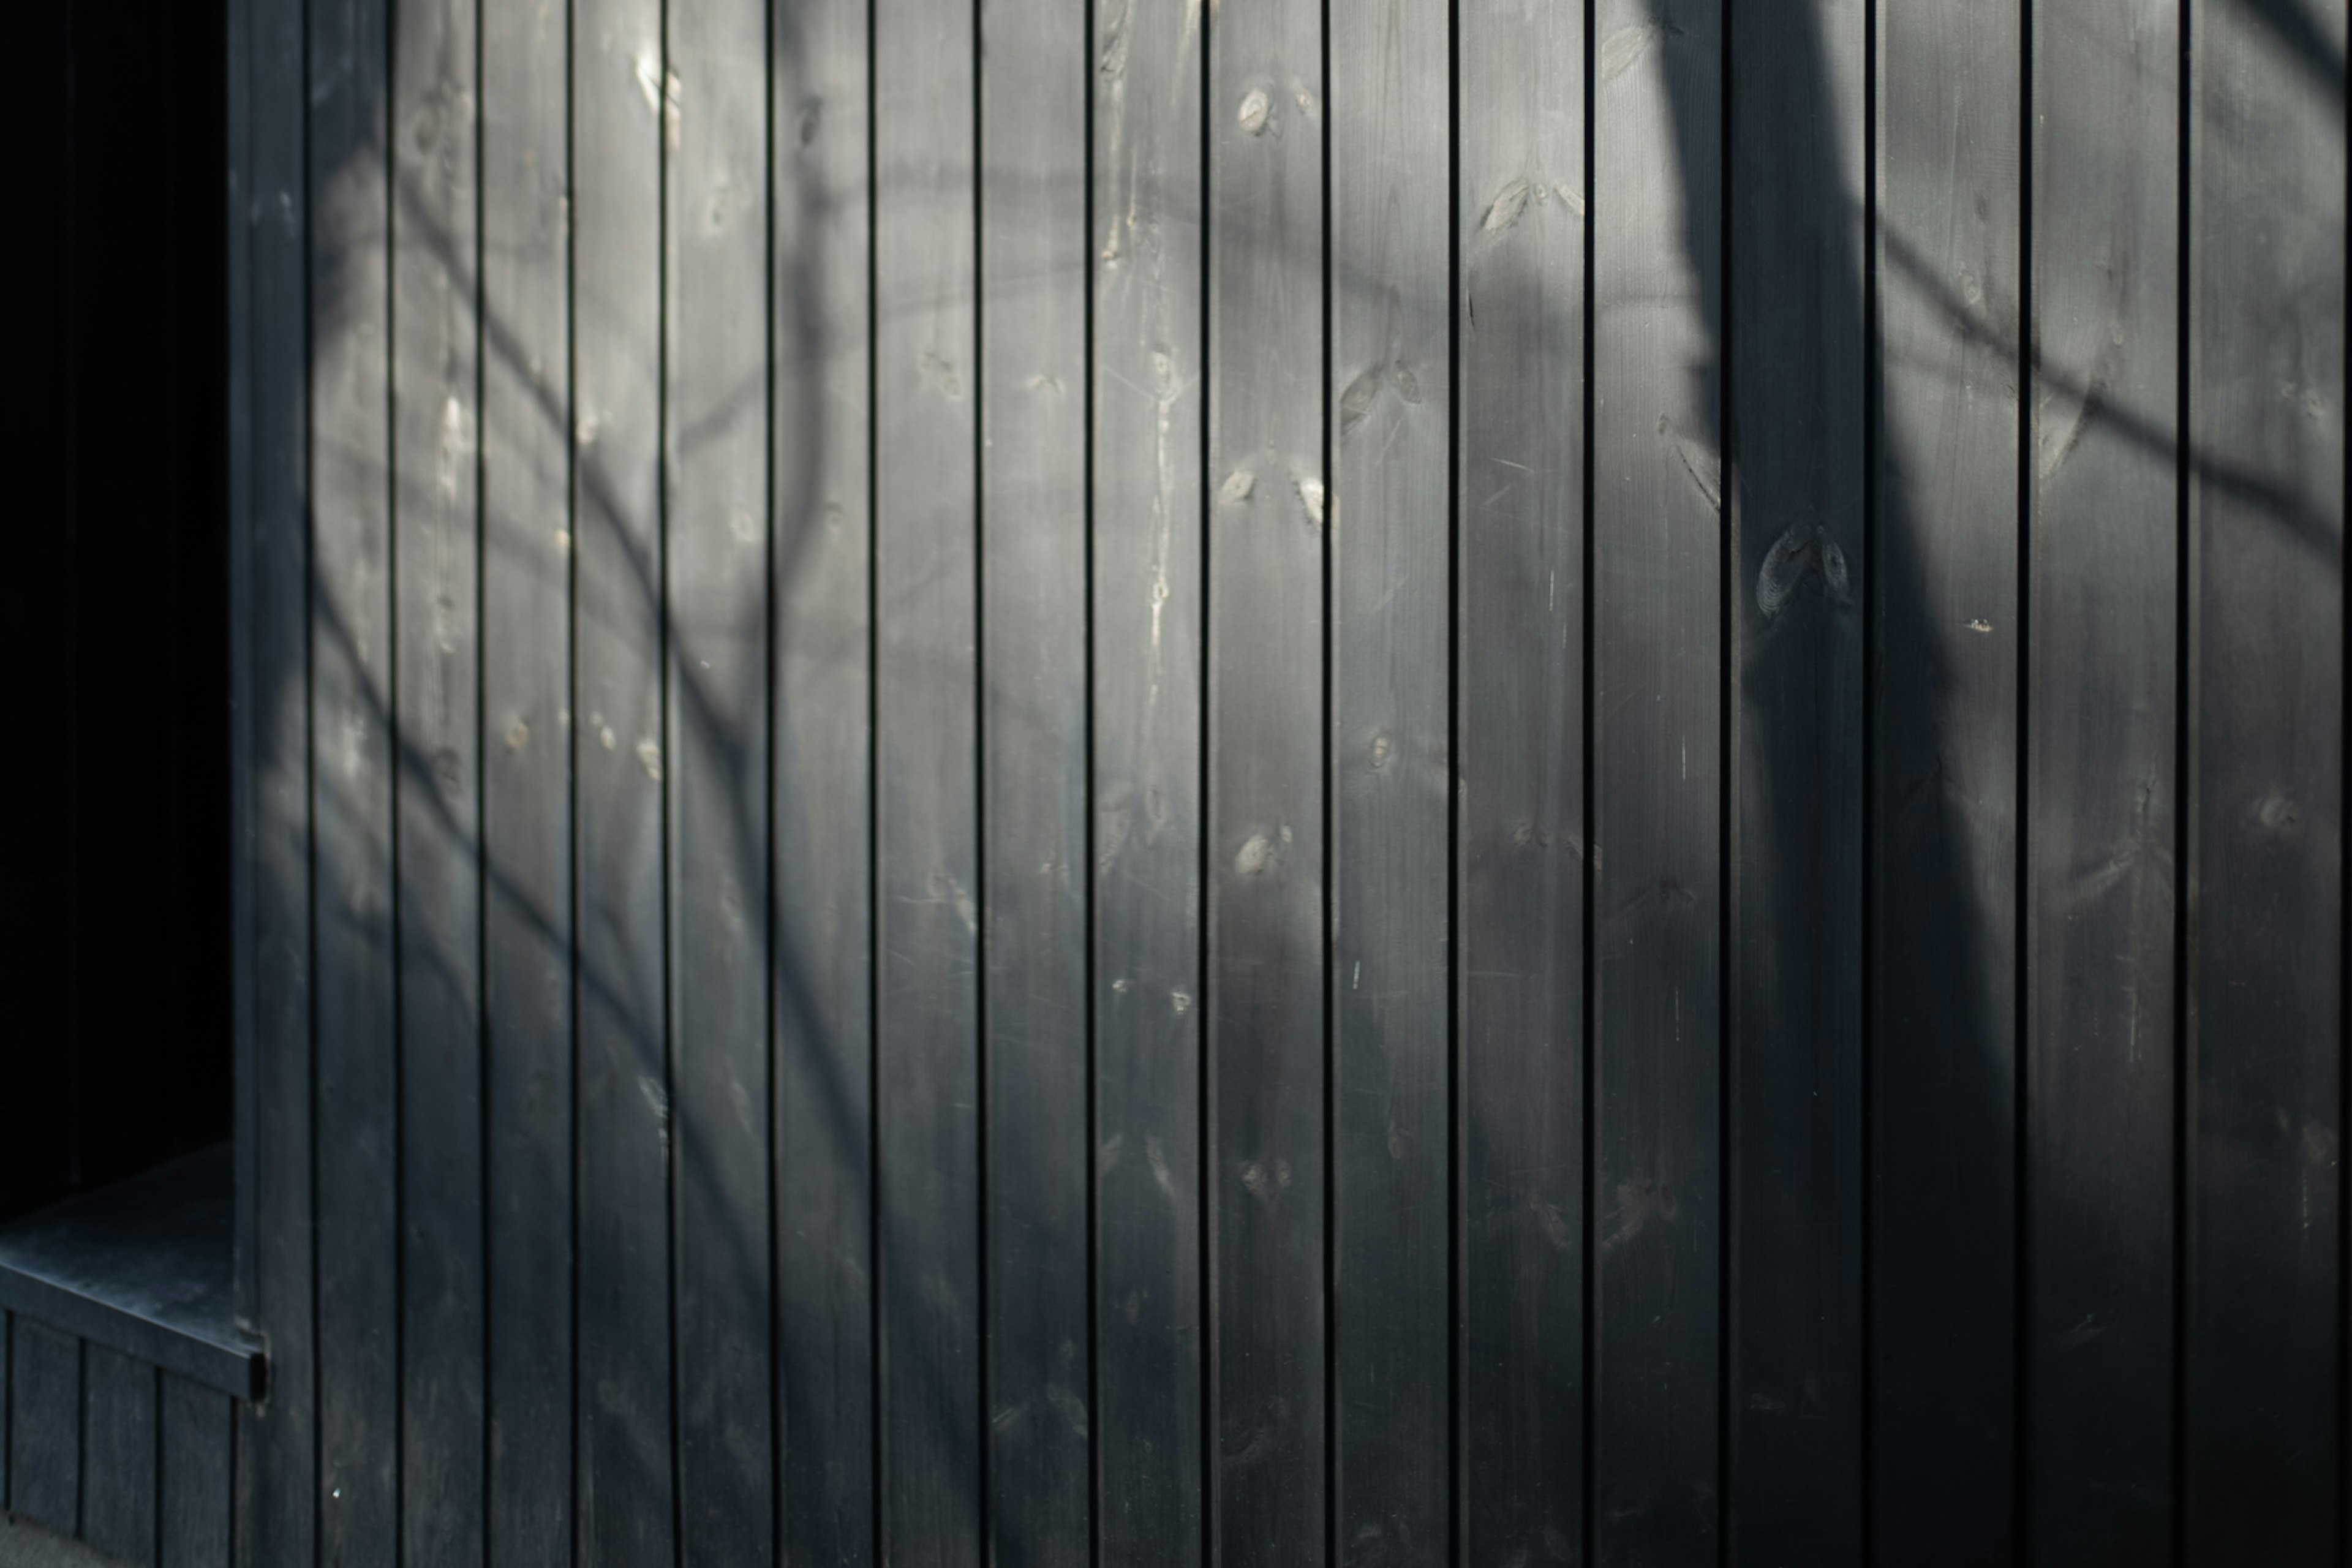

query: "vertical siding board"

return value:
[979, 0, 1093, 1558]
[2185, 0, 2347, 1558]
[664, 0, 777, 1556]
[481, 0, 576, 1556]
[162, 1378, 236, 1568]
[1328, 0, 1450, 1557]
[1455, 1, 1587, 1558]
[874, 0, 984, 1556]
[1206, 0, 1328, 1553]
[81, 1349, 158, 1567]
[1871, 0, 2023, 1553]
[572, 0, 676, 1556]
[241, 0, 319, 1554]
[1588, 0, 1724, 1555]
[309, 0, 402, 1550]
[228, 0, 260, 1346]
[1090, 0, 1208, 1552]
[772, 0, 877, 1551]
[2026, 0, 2180, 1556]
[1725, 0, 1867, 1558]
[9, 1320, 81, 1534]
[389, 0, 489, 1556]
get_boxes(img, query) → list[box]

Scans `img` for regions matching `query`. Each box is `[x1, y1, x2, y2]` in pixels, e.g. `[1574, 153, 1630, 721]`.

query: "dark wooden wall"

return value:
[223, 0, 2347, 1564]
[1, 0, 233, 1227]
[4, 1314, 238, 1566]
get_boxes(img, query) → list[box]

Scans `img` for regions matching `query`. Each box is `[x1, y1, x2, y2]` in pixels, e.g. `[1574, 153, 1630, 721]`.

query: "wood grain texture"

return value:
[1455, 2, 1587, 1561]
[2185, 0, 2346, 1559]
[1207, 0, 1327, 1555]
[980, 0, 1093, 1559]
[1871, 0, 2023, 1556]
[1725, 0, 1866, 1559]
[1327, 0, 1450, 1557]
[479, 0, 575, 1558]
[573, 0, 676, 1559]
[236, 0, 318, 1558]
[82, 1346, 157, 1566]
[772, 0, 877, 1555]
[1090, 0, 1208, 1555]
[2026, 0, 2180, 1558]
[309, 0, 401, 1552]
[1589, 0, 1723, 1556]
[162, 1376, 235, 1568]
[206, 2, 2352, 1560]
[389, 0, 488, 1558]
[9, 1319, 81, 1534]
[664, 0, 776, 1558]
[874, 0, 982, 1558]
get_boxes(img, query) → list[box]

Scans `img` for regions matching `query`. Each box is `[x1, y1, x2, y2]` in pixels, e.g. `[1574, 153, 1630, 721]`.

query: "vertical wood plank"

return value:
[389, 0, 488, 1558]
[9, 1321, 81, 1534]
[1455, 1, 1587, 1559]
[979, 0, 1092, 1558]
[772, 0, 876, 1552]
[665, 0, 776, 1557]
[573, 0, 676, 1556]
[1328, 0, 1449, 1557]
[238, 0, 318, 1556]
[1725, 0, 1866, 1558]
[228, 0, 259, 1346]
[1207, 0, 1327, 1553]
[874, 0, 982, 1556]
[162, 1377, 235, 1568]
[1871, 0, 2022, 1553]
[1588, 0, 1723, 1556]
[2026, 0, 2179, 1557]
[481, 0, 575, 1557]
[81, 1349, 157, 1567]
[1090, 0, 1208, 1553]
[309, 0, 401, 1550]
[2185, 0, 2346, 1558]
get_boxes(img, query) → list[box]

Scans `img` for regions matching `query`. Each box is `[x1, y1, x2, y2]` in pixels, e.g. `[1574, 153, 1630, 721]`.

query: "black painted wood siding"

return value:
[224, 0, 2347, 1562]
[3, 1315, 238, 1567]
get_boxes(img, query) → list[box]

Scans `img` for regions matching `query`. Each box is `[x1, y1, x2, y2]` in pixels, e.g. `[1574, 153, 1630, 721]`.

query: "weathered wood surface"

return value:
[83, 1344, 159, 1564]
[480, 0, 574, 1557]
[10, 1318, 82, 1534]
[1590, 0, 1724, 1558]
[873, 0, 982, 1560]
[0, 1317, 239, 1567]
[1456, 2, 1588, 1562]
[233, 0, 317, 1557]
[1726, 0, 1866, 1559]
[2028, 0, 2180, 1559]
[1329, 0, 1452, 1557]
[1090, 0, 1207, 1558]
[221, 0, 2346, 1563]
[1207, 0, 1328, 1558]
[665, 0, 776, 1558]
[307, 0, 401, 1557]
[980, 0, 1091, 1559]
[389, 0, 487, 1559]
[2186, 0, 2347, 1561]
[772, 0, 876, 1558]
[1872, 0, 2025, 1556]
[162, 1374, 237, 1568]
[571, 0, 674, 1560]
